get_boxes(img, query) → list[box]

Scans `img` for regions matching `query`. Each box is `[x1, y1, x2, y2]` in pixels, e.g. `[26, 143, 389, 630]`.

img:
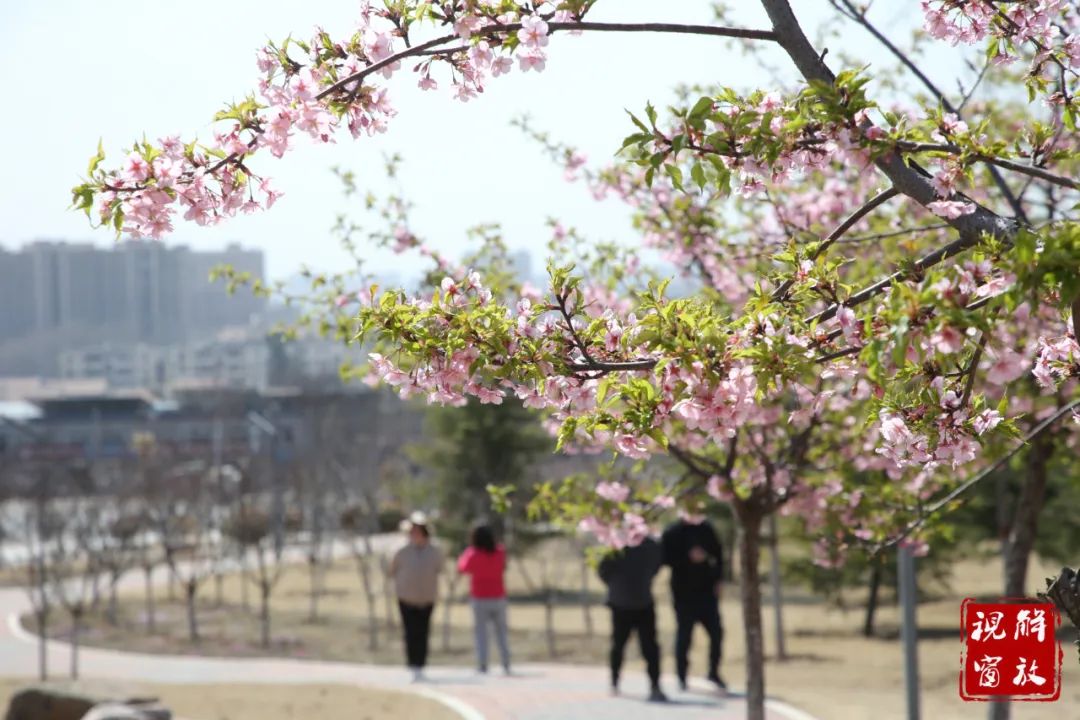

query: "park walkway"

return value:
[0, 566, 816, 720]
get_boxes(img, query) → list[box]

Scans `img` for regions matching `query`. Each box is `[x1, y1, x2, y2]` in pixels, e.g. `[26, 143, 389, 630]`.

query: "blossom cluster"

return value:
[922, 0, 1080, 105]
[74, 1, 584, 239]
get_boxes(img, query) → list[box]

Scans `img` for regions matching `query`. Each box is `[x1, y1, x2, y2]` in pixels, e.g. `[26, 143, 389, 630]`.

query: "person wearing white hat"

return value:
[389, 511, 442, 681]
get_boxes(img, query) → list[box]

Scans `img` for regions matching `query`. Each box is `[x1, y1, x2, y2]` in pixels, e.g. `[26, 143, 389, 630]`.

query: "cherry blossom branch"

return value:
[564, 359, 657, 373]
[898, 142, 1080, 191]
[317, 21, 778, 101]
[553, 290, 655, 374]
[829, 0, 1028, 220]
[771, 186, 899, 302]
[807, 228, 991, 325]
[760, 0, 1019, 266]
[669, 443, 726, 480]
[836, 223, 951, 245]
[958, 327, 991, 408]
[1073, 296, 1080, 344]
[810, 294, 997, 363]
[874, 396, 1080, 555]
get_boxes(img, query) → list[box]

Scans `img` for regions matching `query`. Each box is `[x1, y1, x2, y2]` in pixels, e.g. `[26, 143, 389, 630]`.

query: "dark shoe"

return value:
[678, 677, 688, 692]
[708, 674, 728, 692]
[648, 687, 669, 703]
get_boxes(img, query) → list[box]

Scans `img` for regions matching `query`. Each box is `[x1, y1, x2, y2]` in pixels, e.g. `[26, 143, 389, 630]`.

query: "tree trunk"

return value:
[380, 556, 397, 629]
[69, 610, 82, 680]
[307, 553, 320, 622]
[355, 552, 380, 651]
[107, 577, 119, 627]
[766, 512, 787, 661]
[215, 569, 224, 607]
[185, 582, 200, 643]
[1045, 567, 1080, 665]
[441, 572, 458, 652]
[239, 550, 250, 611]
[260, 582, 271, 648]
[168, 572, 176, 601]
[863, 560, 883, 638]
[990, 433, 1054, 720]
[143, 565, 156, 634]
[90, 574, 101, 612]
[580, 554, 593, 638]
[545, 587, 557, 659]
[738, 508, 766, 720]
[36, 607, 48, 681]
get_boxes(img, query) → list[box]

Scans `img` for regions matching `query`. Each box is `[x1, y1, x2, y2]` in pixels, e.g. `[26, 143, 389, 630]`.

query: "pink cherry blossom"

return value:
[927, 200, 976, 219]
[517, 15, 550, 48]
[930, 325, 965, 354]
[985, 347, 1031, 385]
[596, 481, 631, 503]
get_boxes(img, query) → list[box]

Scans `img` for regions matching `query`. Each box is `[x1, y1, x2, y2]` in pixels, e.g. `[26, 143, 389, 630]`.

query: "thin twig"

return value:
[771, 187, 899, 302]
[899, 142, 1080, 191]
[874, 397, 1080, 555]
[830, 0, 1028, 221]
[318, 21, 777, 100]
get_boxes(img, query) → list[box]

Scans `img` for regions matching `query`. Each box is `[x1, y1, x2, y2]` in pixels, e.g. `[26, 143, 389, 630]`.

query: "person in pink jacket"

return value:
[457, 523, 511, 674]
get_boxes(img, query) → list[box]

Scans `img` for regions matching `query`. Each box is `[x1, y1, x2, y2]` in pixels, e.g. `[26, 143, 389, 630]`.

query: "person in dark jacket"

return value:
[597, 536, 667, 702]
[661, 514, 727, 692]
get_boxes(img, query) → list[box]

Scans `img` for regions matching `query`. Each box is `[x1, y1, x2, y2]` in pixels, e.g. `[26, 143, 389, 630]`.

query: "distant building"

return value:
[56, 327, 362, 395]
[510, 249, 534, 284]
[0, 387, 424, 475]
[0, 240, 265, 376]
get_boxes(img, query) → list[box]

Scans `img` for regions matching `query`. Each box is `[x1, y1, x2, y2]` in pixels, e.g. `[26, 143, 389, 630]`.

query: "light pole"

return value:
[898, 544, 921, 720]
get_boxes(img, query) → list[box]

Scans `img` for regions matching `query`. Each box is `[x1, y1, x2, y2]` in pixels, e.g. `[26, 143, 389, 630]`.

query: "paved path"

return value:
[0, 569, 816, 720]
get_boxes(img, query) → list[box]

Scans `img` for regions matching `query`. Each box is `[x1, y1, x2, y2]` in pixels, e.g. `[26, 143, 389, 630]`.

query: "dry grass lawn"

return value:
[0, 678, 461, 720]
[23, 538, 1080, 720]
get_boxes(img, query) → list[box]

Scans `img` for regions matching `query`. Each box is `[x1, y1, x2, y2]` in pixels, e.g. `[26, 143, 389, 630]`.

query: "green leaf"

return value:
[688, 96, 714, 122]
[665, 164, 684, 191]
[87, 139, 106, 177]
[645, 102, 657, 128]
[690, 162, 706, 190]
[626, 110, 649, 134]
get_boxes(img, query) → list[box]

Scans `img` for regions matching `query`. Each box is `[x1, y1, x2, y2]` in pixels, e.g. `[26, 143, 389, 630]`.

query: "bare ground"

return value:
[0, 678, 461, 720]
[21, 538, 1080, 720]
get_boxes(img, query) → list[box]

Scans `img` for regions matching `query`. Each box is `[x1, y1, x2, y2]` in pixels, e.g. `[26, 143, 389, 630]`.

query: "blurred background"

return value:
[0, 2, 1078, 720]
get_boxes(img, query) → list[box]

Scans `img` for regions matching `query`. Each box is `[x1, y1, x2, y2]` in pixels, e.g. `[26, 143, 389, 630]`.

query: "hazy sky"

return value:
[0, 2, 930, 281]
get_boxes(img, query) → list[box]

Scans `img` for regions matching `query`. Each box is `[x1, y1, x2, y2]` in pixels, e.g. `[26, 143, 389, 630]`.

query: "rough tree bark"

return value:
[184, 580, 199, 643]
[580, 552, 594, 638]
[36, 607, 48, 681]
[1044, 567, 1080, 664]
[142, 564, 156, 634]
[106, 576, 120, 627]
[380, 556, 397, 630]
[28, 559, 49, 680]
[354, 539, 381, 650]
[737, 506, 766, 720]
[69, 608, 83, 680]
[441, 571, 460, 653]
[215, 568, 225, 606]
[766, 512, 787, 660]
[307, 552, 321, 623]
[260, 580, 272, 648]
[991, 433, 1054, 720]
[864, 560, 883, 638]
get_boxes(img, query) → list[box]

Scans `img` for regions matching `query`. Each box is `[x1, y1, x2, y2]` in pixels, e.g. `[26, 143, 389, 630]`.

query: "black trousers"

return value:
[674, 595, 723, 682]
[610, 605, 661, 688]
[399, 601, 434, 669]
